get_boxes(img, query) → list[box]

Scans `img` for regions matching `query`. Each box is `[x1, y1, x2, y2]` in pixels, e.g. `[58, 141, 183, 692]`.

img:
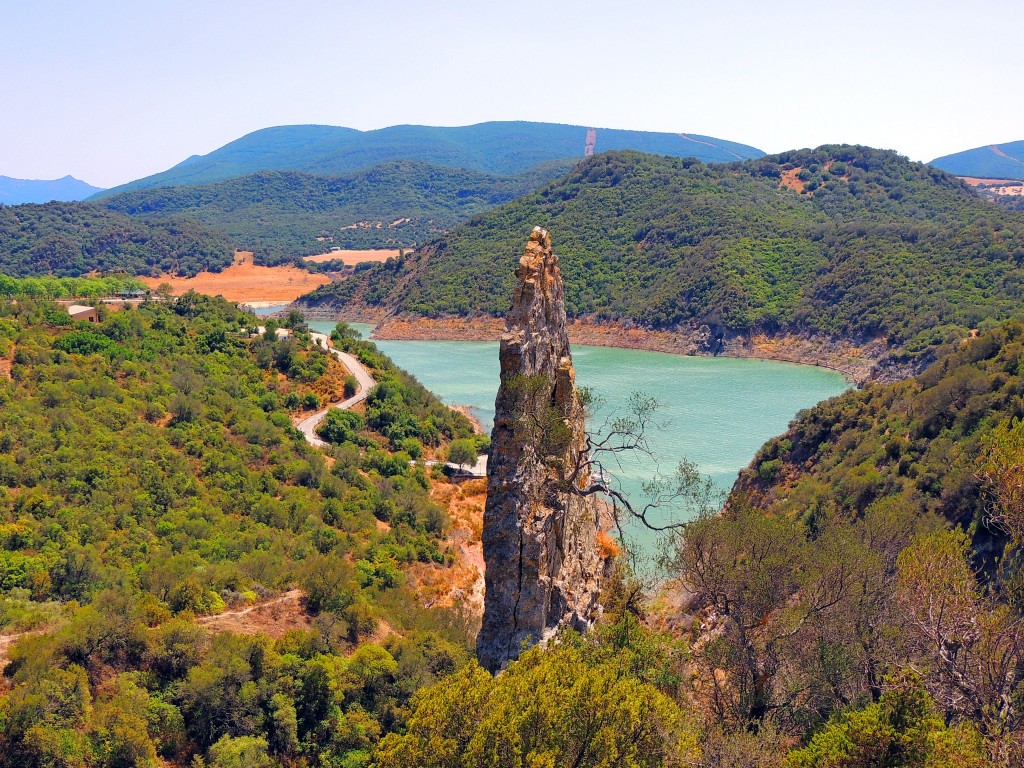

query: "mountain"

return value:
[299, 146, 1024, 364]
[100, 159, 578, 263]
[931, 140, 1024, 180]
[0, 201, 233, 277]
[91, 121, 765, 198]
[0, 174, 105, 205]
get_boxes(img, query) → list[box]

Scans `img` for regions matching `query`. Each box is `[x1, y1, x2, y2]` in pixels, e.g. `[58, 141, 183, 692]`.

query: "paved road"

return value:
[259, 327, 483, 474]
[295, 331, 376, 446]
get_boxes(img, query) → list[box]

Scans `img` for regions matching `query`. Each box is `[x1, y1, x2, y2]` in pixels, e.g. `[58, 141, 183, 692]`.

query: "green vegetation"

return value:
[0, 202, 233, 277]
[375, 637, 700, 768]
[0, 298, 472, 616]
[92, 121, 765, 198]
[307, 147, 1024, 360]
[0, 274, 145, 299]
[5, 146, 1024, 763]
[101, 161, 576, 264]
[657, 323, 1024, 762]
[736, 320, 1024, 542]
[0, 295, 489, 766]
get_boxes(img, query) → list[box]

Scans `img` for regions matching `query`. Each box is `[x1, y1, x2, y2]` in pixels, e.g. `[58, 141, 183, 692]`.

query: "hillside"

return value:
[733, 321, 1024, 543]
[91, 121, 765, 198]
[0, 295, 1016, 766]
[300, 147, 1024, 365]
[0, 175, 105, 205]
[0, 293, 491, 766]
[0, 201, 233, 277]
[931, 140, 1024, 180]
[101, 160, 577, 262]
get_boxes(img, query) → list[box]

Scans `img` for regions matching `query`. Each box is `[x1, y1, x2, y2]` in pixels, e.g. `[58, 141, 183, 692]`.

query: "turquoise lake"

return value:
[306, 319, 851, 556]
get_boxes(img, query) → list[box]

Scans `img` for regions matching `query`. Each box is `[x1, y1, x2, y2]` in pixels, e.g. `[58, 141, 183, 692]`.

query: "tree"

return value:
[446, 438, 478, 469]
[784, 685, 988, 768]
[207, 735, 275, 768]
[978, 418, 1024, 541]
[374, 643, 700, 768]
[896, 529, 1024, 756]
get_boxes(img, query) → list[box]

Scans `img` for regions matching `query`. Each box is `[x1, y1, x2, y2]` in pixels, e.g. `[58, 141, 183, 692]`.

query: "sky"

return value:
[2, 0, 1022, 188]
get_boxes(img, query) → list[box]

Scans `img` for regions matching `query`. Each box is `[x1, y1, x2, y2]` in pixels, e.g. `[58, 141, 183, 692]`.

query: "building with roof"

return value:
[67, 304, 98, 323]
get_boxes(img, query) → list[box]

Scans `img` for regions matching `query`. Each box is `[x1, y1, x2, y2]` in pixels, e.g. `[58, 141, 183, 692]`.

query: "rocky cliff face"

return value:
[476, 227, 607, 674]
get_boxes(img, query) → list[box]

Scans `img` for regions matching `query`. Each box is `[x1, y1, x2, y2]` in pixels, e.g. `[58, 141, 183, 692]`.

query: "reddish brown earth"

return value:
[959, 176, 1024, 196]
[779, 167, 807, 193]
[0, 628, 45, 672]
[140, 251, 330, 303]
[303, 249, 403, 265]
[406, 478, 486, 614]
[197, 589, 312, 639]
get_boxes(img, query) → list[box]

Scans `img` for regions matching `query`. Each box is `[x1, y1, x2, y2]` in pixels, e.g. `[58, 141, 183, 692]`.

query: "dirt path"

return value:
[0, 628, 46, 671]
[197, 589, 312, 638]
[989, 144, 1024, 165]
[679, 132, 745, 161]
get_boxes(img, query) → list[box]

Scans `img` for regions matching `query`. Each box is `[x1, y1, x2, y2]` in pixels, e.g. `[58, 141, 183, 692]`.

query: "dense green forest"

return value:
[101, 161, 577, 262]
[94, 121, 765, 197]
[304, 147, 1024, 361]
[0, 203, 233, 277]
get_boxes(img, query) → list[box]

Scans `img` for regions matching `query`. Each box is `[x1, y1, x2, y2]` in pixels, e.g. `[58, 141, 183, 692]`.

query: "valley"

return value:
[3, 115, 1024, 766]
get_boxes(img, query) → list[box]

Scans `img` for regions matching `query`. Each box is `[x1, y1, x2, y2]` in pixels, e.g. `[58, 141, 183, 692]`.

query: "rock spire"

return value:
[476, 226, 607, 674]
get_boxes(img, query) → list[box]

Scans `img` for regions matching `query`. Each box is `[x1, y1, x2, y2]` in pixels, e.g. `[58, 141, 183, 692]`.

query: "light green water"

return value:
[308, 319, 851, 557]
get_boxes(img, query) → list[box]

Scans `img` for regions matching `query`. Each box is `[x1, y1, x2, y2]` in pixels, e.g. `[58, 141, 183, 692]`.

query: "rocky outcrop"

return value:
[476, 227, 607, 674]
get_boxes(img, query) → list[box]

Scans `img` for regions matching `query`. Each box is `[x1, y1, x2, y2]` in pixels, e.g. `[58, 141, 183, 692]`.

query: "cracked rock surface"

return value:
[476, 226, 606, 674]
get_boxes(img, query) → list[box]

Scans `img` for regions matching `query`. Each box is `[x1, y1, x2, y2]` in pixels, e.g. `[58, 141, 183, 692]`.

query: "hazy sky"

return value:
[3, 0, 1022, 188]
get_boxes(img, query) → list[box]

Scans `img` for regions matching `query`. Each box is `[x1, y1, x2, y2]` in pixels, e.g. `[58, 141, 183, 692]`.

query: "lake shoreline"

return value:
[270, 301, 884, 384]
[323, 312, 880, 384]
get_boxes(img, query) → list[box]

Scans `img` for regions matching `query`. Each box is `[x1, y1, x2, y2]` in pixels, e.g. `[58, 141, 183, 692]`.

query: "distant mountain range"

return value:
[931, 140, 1024, 180]
[100, 160, 578, 262]
[0, 175, 105, 205]
[91, 121, 765, 198]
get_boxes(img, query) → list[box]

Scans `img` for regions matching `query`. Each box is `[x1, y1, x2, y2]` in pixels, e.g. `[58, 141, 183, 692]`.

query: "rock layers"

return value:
[476, 227, 607, 674]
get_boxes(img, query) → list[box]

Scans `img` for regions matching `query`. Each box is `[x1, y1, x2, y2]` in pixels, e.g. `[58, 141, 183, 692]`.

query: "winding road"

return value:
[262, 326, 485, 474]
[295, 331, 376, 446]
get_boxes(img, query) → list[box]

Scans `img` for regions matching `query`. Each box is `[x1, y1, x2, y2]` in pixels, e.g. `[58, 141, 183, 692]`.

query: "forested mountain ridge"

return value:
[932, 139, 1024, 180]
[0, 175, 105, 205]
[91, 121, 765, 198]
[100, 160, 578, 262]
[301, 146, 1024, 364]
[0, 202, 233, 277]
